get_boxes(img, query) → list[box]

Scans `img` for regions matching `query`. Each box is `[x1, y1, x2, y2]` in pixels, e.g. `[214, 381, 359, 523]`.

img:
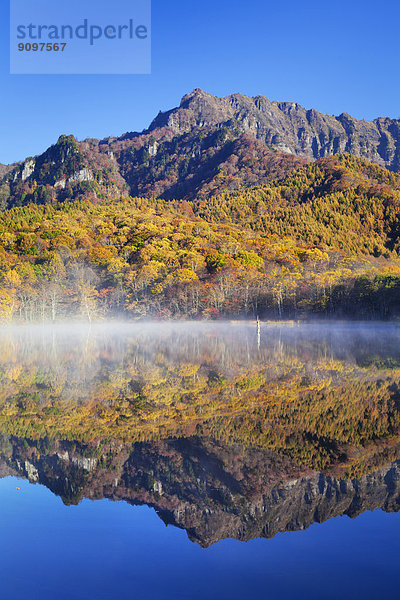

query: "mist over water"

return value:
[1, 318, 400, 361]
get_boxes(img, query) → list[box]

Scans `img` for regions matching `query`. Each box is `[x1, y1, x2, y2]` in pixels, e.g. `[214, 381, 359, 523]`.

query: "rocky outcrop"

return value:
[67, 167, 94, 184]
[21, 158, 35, 181]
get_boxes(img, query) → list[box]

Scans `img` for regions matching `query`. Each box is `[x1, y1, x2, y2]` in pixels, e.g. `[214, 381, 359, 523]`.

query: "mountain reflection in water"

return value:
[1, 321, 400, 546]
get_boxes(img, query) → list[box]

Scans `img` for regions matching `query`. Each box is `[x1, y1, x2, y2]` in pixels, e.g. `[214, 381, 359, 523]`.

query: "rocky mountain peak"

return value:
[179, 87, 213, 107]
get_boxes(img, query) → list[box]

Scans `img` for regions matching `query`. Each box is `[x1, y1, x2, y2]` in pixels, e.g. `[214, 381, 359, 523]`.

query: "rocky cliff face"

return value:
[2, 435, 400, 547]
[1, 89, 399, 207]
[149, 89, 400, 170]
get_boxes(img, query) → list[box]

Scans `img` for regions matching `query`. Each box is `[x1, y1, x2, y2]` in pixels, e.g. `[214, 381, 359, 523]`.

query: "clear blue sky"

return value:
[1, 0, 399, 164]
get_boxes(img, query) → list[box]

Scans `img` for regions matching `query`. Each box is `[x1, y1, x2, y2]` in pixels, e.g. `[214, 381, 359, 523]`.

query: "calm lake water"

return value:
[1, 322, 400, 599]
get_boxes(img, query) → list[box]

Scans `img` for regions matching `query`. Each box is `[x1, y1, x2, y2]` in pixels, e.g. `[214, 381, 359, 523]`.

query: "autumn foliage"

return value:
[0, 155, 400, 321]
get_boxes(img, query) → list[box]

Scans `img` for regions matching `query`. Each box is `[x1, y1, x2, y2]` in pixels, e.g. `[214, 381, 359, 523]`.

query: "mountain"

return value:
[1, 89, 400, 208]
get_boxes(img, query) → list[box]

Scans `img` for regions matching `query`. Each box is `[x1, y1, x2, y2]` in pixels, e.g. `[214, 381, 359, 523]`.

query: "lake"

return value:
[0, 322, 400, 599]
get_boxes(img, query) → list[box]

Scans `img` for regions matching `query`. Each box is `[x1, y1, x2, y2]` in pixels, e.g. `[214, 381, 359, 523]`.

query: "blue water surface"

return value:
[1, 476, 399, 600]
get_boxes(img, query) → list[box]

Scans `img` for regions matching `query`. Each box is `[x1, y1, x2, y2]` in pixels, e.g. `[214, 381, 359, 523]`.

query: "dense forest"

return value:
[1, 154, 400, 321]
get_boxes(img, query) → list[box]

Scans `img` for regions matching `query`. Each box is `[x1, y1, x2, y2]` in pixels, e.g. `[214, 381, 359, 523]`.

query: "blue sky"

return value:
[1, 0, 399, 164]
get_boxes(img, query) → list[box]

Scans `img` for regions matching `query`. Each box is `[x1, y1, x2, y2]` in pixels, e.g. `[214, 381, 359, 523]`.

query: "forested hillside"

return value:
[1, 154, 400, 321]
[195, 155, 400, 254]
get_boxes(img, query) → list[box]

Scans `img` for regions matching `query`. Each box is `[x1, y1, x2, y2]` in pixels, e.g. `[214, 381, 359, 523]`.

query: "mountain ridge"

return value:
[1, 89, 400, 208]
[148, 88, 400, 167]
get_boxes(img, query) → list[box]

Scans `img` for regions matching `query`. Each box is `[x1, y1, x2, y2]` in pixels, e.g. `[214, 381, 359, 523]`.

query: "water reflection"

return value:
[1, 322, 400, 546]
